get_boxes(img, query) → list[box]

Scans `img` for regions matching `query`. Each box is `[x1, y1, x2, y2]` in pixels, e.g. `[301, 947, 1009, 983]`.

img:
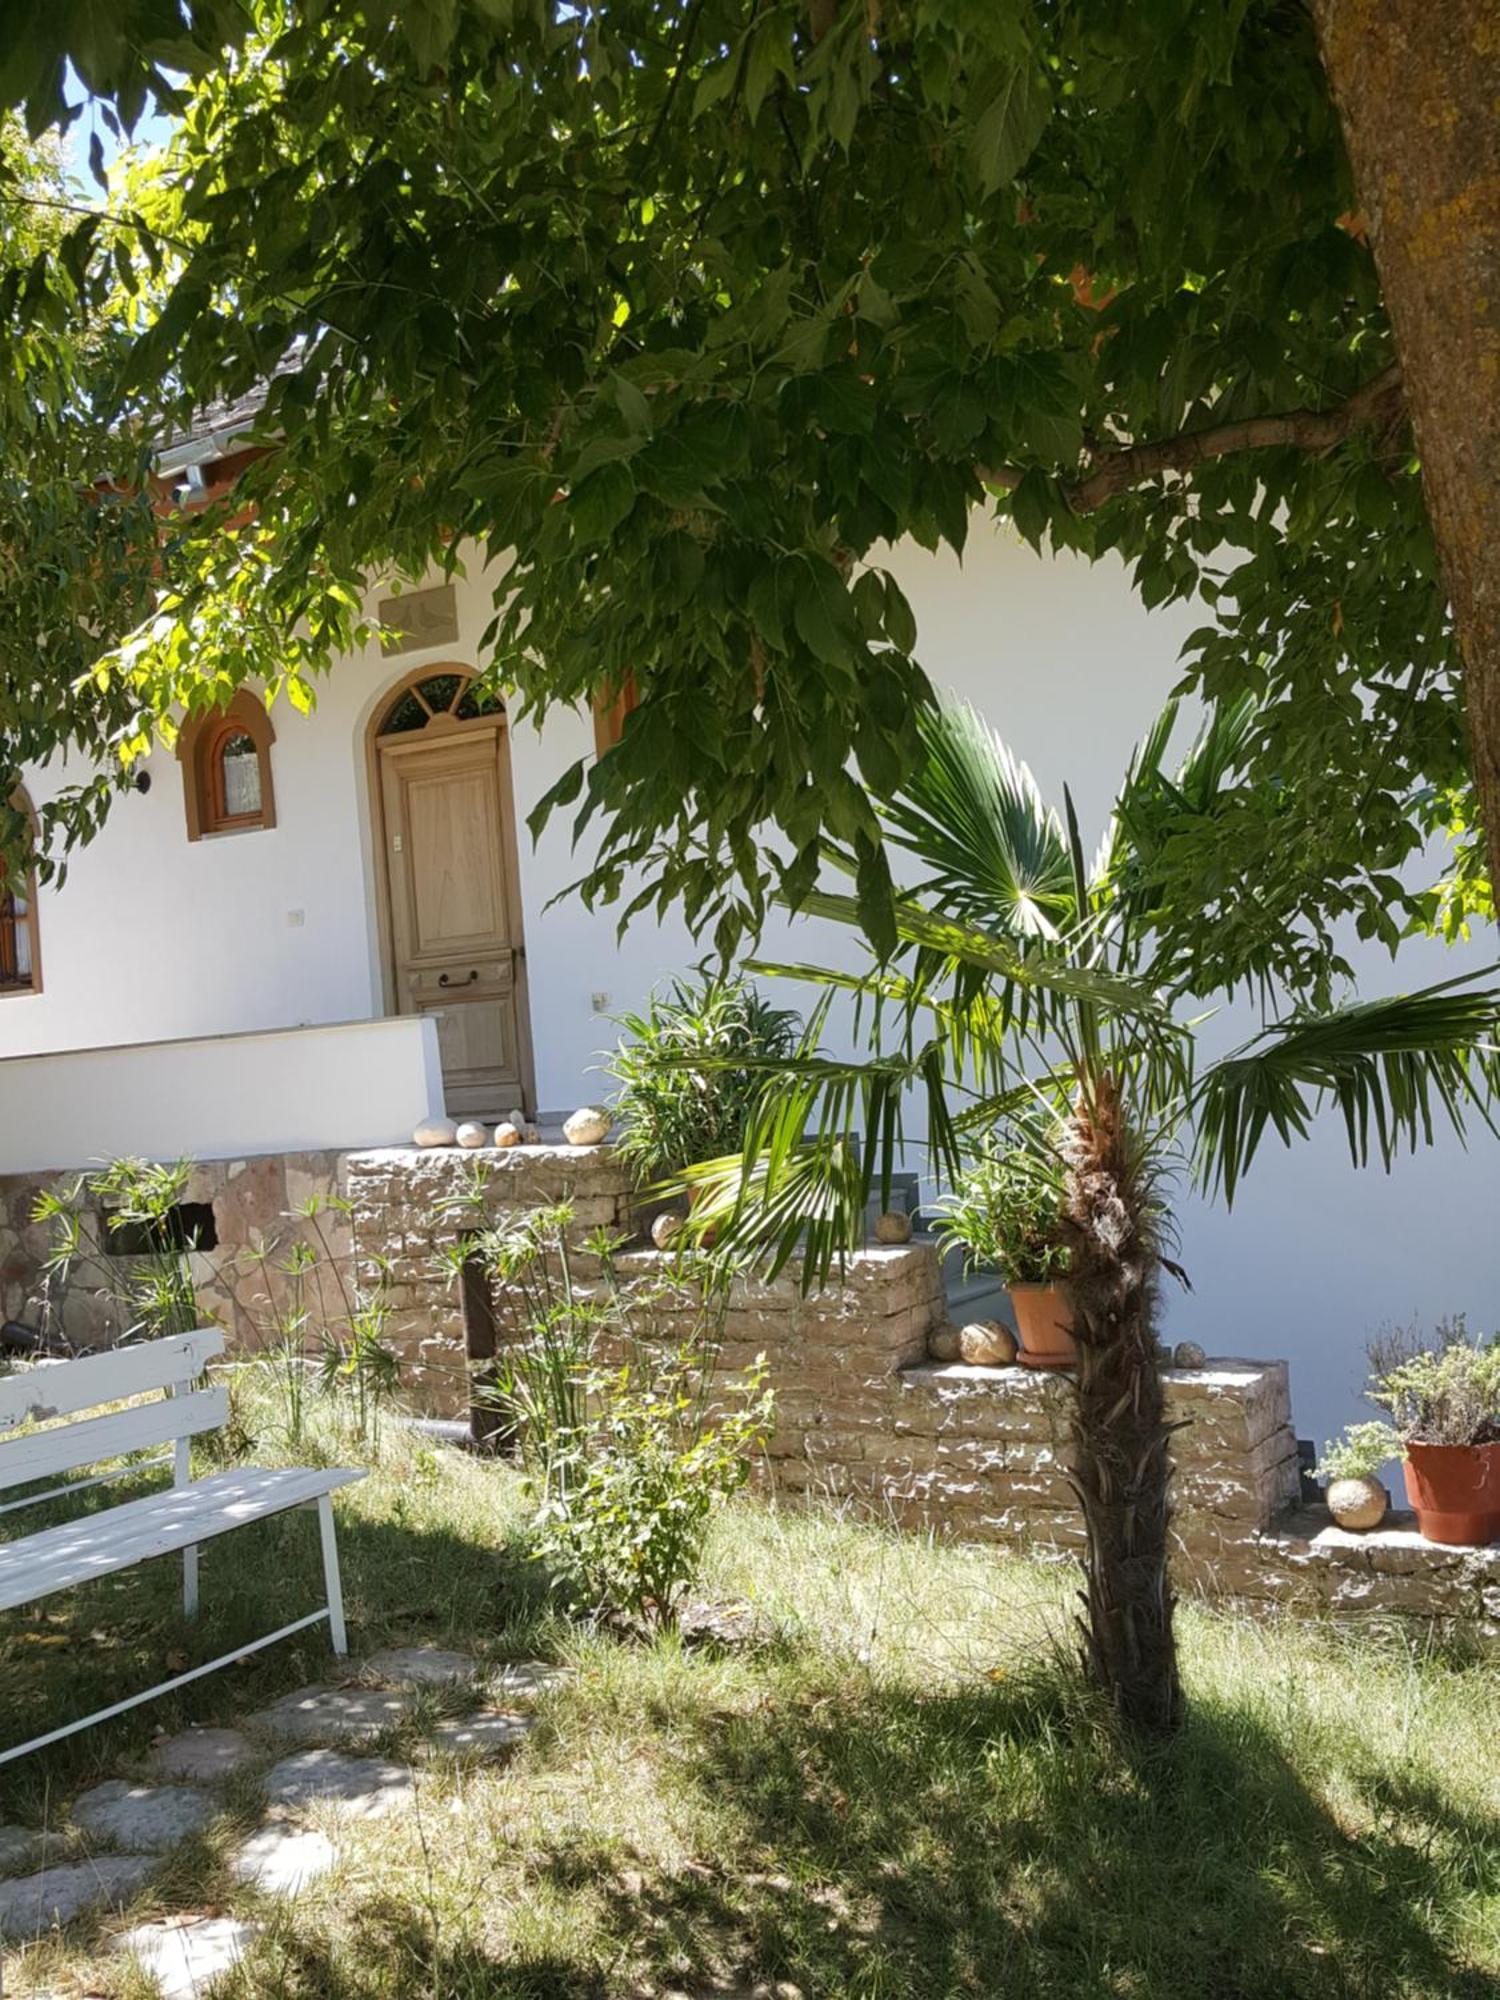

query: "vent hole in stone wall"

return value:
[104, 1203, 218, 1257]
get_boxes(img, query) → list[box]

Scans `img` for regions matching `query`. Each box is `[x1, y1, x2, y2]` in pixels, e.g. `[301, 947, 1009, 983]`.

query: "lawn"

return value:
[4, 1373, 1500, 1999]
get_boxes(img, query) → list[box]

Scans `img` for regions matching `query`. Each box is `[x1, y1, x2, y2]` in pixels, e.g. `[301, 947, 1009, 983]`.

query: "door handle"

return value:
[438, 969, 480, 989]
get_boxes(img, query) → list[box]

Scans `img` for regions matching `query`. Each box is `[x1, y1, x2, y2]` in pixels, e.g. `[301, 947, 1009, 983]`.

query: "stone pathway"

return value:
[0, 1645, 565, 1988]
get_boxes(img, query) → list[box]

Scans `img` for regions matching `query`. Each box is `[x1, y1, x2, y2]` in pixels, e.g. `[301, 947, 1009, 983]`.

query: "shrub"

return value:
[462, 1202, 618, 1495]
[464, 1201, 772, 1623]
[531, 1346, 773, 1626]
[30, 1156, 202, 1348]
[1315, 1421, 1399, 1482]
[1366, 1316, 1500, 1449]
[607, 974, 801, 1180]
[935, 1140, 1070, 1285]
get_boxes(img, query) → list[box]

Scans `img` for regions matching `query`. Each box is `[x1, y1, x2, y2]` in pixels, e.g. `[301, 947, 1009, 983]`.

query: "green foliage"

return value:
[1314, 1421, 1399, 1483]
[466, 1203, 612, 1491]
[531, 1346, 773, 1627]
[935, 1139, 1070, 1286]
[0, 4, 1480, 981]
[31, 1156, 201, 1346]
[1366, 1318, 1500, 1450]
[466, 1199, 770, 1623]
[690, 695, 1500, 1288]
[607, 974, 801, 1179]
[237, 1188, 396, 1450]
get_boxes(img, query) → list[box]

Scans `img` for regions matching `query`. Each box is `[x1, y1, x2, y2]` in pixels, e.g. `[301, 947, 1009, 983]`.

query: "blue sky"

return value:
[63, 67, 178, 184]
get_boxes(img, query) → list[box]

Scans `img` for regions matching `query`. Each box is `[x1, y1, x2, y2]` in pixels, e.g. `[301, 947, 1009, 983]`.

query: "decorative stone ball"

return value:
[927, 1321, 963, 1363]
[959, 1320, 1019, 1367]
[874, 1210, 913, 1246]
[493, 1121, 522, 1149]
[455, 1120, 488, 1150]
[1172, 1340, 1207, 1369]
[523, 1123, 542, 1145]
[413, 1117, 457, 1149]
[651, 1211, 683, 1250]
[1327, 1475, 1388, 1533]
[563, 1106, 613, 1147]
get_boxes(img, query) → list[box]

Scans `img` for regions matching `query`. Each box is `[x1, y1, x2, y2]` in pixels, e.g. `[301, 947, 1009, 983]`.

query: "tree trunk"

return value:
[1313, 0, 1500, 900]
[1061, 1073, 1182, 1734]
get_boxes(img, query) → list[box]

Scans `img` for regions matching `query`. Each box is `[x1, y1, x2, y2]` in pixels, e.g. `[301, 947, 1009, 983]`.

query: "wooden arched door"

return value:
[372, 671, 535, 1117]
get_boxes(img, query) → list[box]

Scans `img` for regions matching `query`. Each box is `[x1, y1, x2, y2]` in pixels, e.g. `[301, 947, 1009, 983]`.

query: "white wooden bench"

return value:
[0, 1328, 366, 1766]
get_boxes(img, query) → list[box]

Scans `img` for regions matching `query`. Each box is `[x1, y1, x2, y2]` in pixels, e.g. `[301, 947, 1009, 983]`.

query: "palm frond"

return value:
[881, 699, 1076, 941]
[1195, 972, 1500, 1205]
[656, 1030, 963, 1287]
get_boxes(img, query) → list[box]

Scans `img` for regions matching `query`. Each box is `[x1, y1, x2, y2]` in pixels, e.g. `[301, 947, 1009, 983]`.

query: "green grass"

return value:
[4, 1371, 1500, 1998]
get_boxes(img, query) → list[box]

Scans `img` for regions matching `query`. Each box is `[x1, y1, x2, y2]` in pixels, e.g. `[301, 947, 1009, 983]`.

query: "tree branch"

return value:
[980, 362, 1406, 512]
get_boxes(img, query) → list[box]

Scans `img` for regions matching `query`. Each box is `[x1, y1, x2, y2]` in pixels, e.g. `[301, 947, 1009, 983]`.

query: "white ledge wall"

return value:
[0, 1017, 443, 1172]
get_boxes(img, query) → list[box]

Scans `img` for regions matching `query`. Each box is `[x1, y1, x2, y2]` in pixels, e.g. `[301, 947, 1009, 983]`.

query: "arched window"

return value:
[0, 789, 40, 996]
[178, 691, 277, 840]
[375, 671, 505, 737]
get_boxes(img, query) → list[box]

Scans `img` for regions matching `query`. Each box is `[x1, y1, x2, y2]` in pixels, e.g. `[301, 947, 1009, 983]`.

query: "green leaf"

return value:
[967, 58, 1050, 195]
[793, 561, 861, 669]
[569, 461, 637, 544]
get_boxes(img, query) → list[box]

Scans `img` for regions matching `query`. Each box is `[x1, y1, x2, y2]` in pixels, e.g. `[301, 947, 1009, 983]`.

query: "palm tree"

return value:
[680, 696, 1500, 1733]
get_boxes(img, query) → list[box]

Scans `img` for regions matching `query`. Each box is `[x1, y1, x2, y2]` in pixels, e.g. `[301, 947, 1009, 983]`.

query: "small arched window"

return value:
[178, 691, 277, 840]
[0, 789, 40, 996]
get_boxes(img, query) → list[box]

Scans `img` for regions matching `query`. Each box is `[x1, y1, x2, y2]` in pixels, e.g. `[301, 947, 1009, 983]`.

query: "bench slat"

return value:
[0, 1465, 366, 1612]
[0, 1386, 229, 1494]
[0, 1330, 224, 1431]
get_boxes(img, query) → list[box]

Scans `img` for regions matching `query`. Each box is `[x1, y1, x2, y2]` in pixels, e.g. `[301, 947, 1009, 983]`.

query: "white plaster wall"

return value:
[0, 1016, 443, 1171]
[3, 520, 1497, 1447]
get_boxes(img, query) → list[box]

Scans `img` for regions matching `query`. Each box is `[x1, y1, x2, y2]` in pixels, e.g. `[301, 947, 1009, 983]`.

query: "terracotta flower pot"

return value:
[1403, 1440, 1500, 1546]
[1008, 1282, 1078, 1371]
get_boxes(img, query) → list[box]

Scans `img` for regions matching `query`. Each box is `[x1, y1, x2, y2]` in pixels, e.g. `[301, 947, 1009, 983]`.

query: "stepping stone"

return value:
[145, 1725, 257, 1784]
[71, 1781, 215, 1853]
[231, 1824, 337, 1895]
[0, 1825, 43, 1877]
[118, 1915, 259, 1998]
[364, 1645, 477, 1686]
[426, 1710, 532, 1759]
[0, 1855, 156, 1937]
[249, 1683, 415, 1747]
[491, 1661, 570, 1701]
[261, 1748, 415, 1819]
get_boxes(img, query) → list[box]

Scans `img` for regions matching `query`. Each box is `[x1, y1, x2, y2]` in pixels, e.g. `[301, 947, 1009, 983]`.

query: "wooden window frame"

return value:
[592, 673, 638, 757]
[178, 691, 277, 841]
[0, 788, 41, 998]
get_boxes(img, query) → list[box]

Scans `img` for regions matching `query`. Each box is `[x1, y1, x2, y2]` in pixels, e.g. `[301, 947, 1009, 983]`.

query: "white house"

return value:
[2, 411, 1497, 1451]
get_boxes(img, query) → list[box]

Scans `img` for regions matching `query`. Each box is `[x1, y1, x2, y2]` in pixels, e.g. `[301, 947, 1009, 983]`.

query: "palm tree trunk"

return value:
[1061, 1071, 1182, 1733]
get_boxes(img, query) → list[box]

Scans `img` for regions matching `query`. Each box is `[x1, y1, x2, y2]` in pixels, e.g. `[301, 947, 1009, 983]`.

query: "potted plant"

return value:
[1365, 1319, 1500, 1545]
[1314, 1422, 1395, 1532]
[936, 1142, 1075, 1369]
[606, 976, 801, 1238]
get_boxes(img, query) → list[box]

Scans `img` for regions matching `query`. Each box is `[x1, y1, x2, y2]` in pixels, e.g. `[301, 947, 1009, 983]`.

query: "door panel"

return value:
[378, 722, 532, 1117]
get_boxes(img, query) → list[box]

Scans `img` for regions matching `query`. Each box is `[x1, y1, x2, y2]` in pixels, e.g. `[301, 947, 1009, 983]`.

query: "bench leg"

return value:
[174, 1433, 199, 1619]
[317, 1493, 349, 1656]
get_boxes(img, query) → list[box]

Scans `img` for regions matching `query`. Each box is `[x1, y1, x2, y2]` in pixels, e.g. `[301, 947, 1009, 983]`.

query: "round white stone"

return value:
[455, 1121, 488, 1149]
[413, 1117, 457, 1148]
[651, 1211, 683, 1249]
[493, 1121, 522, 1148]
[563, 1106, 612, 1147]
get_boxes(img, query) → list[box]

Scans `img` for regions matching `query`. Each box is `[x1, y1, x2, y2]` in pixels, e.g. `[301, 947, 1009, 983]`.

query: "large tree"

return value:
[0, 0, 1492, 988]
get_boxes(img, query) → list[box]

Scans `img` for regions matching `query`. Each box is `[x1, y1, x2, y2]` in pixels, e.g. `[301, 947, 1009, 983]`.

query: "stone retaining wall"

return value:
[0, 1152, 346, 1351]
[5, 1138, 1495, 1644]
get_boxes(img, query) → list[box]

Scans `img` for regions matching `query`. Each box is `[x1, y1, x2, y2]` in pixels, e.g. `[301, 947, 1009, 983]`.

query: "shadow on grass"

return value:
[0, 1486, 554, 1814]
[556, 1669, 1500, 2000]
